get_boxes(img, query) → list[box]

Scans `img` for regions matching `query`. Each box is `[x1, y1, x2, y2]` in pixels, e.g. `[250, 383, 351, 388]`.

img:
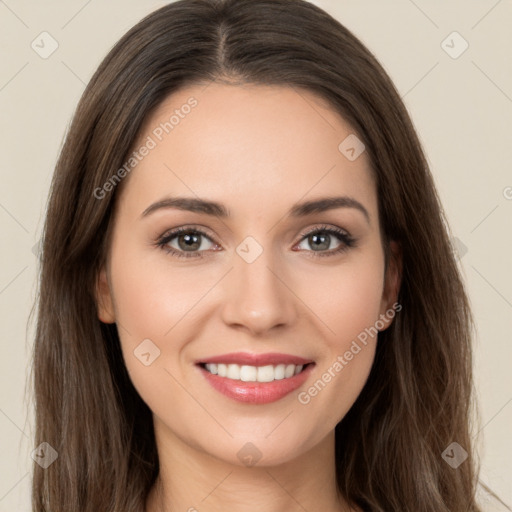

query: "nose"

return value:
[220, 245, 298, 336]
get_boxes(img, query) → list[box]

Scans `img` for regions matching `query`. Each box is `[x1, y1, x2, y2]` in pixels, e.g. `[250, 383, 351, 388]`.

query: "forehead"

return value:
[118, 83, 376, 221]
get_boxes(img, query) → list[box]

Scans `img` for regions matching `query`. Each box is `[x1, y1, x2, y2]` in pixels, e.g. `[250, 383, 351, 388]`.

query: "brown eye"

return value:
[156, 227, 219, 259]
[176, 232, 202, 251]
[295, 225, 355, 258]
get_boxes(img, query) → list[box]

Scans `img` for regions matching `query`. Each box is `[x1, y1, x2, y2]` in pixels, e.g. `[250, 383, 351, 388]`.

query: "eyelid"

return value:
[296, 224, 351, 241]
[158, 223, 217, 242]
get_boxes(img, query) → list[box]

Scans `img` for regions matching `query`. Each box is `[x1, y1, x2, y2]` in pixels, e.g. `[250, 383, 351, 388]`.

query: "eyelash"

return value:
[155, 224, 356, 260]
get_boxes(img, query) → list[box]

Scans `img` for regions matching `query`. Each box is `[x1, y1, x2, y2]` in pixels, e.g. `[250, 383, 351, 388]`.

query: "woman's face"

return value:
[96, 83, 400, 466]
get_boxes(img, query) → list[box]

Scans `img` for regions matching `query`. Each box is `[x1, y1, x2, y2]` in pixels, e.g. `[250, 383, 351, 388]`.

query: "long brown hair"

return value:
[30, 0, 509, 510]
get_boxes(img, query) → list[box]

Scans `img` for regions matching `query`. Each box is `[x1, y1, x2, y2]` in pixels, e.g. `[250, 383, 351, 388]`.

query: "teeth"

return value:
[240, 365, 257, 381]
[204, 363, 305, 382]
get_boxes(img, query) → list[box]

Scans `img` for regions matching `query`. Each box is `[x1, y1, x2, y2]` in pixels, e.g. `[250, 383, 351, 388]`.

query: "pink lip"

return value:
[198, 363, 315, 404]
[196, 352, 314, 366]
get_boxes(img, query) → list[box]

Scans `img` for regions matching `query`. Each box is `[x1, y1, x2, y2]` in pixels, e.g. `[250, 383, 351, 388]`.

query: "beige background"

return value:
[0, 0, 511, 510]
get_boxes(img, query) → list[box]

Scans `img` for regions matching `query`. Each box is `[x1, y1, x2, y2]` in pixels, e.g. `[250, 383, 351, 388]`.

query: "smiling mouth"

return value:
[198, 362, 313, 383]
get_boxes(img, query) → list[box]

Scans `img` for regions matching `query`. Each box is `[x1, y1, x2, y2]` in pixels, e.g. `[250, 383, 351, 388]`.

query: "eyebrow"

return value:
[140, 195, 370, 224]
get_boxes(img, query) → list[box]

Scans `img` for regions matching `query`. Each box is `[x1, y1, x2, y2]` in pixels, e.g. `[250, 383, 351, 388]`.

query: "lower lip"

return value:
[198, 364, 315, 404]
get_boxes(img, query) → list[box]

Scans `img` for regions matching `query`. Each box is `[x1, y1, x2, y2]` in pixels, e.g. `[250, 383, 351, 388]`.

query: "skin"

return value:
[96, 83, 401, 512]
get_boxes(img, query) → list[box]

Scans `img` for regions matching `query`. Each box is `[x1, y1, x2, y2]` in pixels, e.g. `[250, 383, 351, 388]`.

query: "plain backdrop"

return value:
[0, 1, 511, 510]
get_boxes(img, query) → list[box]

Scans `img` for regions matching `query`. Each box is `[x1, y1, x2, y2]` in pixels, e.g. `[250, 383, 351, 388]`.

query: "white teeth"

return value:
[240, 365, 257, 382]
[284, 364, 295, 378]
[204, 363, 306, 382]
[226, 364, 240, 379]
[257, 365, 274, 382]
[274, 364, 285, 380]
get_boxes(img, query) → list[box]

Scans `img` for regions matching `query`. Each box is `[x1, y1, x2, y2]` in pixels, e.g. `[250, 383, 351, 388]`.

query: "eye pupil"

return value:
[178, 233, 201, 251]
[310, 233, 329, 251]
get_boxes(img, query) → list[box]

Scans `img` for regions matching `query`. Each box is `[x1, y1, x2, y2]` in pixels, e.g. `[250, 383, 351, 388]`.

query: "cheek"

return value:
[297, 246, 385, 348]
[109, 244, 215, 338]
[293, 249, 384, 422]
[107, 248, 203, 426]
[107, 242, 225, 399]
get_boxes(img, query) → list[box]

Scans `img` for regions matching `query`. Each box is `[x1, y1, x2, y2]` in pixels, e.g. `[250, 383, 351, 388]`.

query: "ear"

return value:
[95, 266, 116, 324]
[378, 240, 402, 331]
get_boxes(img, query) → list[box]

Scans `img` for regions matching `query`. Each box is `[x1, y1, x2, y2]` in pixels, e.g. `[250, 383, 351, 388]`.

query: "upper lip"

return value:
[197, 352, 314, 366]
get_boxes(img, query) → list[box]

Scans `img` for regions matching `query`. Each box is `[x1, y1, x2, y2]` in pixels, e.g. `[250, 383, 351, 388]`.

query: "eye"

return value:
[294, 224, 355, 258]
[155, 224, 356, 260]
[156, 226, 219, 259]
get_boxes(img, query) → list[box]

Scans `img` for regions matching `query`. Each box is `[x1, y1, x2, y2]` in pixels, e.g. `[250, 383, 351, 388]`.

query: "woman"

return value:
[31, 0, 509, 510]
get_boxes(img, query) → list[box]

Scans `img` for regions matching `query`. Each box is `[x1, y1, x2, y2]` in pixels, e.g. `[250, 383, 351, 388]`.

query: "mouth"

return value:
[198, 361, 313, 383]
[195, 352, 316, 404]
